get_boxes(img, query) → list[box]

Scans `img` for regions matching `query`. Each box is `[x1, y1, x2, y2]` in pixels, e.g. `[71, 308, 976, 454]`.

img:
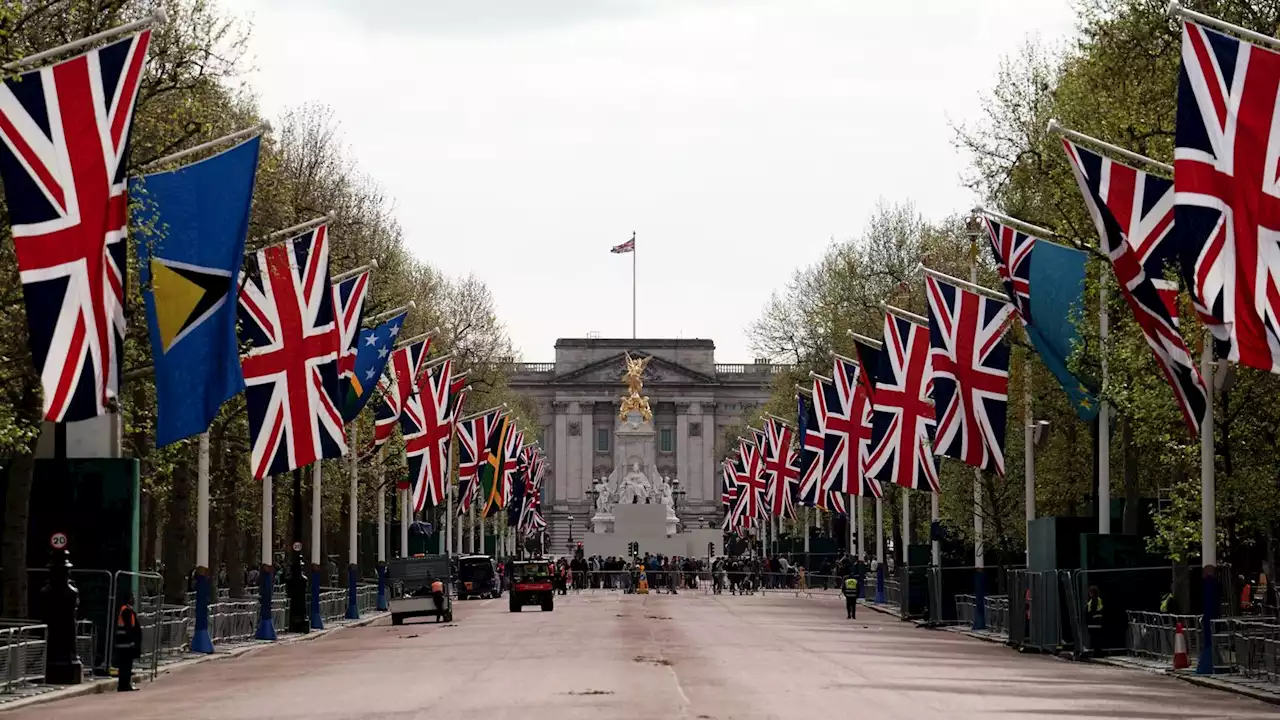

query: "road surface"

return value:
[17, 591, 1277, 719]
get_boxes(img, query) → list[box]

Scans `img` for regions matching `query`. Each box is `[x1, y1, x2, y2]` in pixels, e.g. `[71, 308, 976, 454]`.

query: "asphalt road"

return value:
[17, 591, 1279, 719]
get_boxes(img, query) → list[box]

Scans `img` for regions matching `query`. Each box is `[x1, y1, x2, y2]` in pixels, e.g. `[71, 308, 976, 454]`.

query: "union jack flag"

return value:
[372, 337, 430, 453]
[402, 359, 454, 512]
[1063, 138, 1208, 434]
[797, 388, 847, 514]
[332, 270, 369, 403]
[760, 418, 798, 519]
[457, 409, 502, 515]
[500, 427, 524, 508]
[0, 30, 152, 421]
[984, 217, 1034, 322]
[1173, 19, 1280, 374]
[865, 313, 940, 493]
[721, 459, 739, 510]
[238, 226, 346, 479]
[925, 275, 1013, 474]
[731, 439, 766, 528]
[818, 357, 880, 497]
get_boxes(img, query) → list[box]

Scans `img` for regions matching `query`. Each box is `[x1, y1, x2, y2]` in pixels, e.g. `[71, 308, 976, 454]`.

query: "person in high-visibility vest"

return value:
[113, 591, 142, 692]
[842, 575, 860, 619]
[1160, 584, 1174, 613]
[1085, 585, 1104, 649]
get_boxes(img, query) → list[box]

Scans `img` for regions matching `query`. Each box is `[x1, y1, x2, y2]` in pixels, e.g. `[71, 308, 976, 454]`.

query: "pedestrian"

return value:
[1085, 585, 1104, 649]
[842, 574, 860, 619]
[1160, 584, 1174, 613]
[113, 591, 142, 692]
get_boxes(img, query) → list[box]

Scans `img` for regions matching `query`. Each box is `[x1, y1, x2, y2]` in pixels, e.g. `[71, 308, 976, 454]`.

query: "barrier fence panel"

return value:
[985, 595, 1010, 636]
[208, 599, 258, 645]
[319, 589, 347, 625]
[357, 584, 378, 616]
[111, 570, 168, 680]
[28, 567, 114, 675]
[884, 573, 902, 609]
[1074, 566, 1173, 656]
[955, 594, 976, 626]
[0, 622, 47, 693]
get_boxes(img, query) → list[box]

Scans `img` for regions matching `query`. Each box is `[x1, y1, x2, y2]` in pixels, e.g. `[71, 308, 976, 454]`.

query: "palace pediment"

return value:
[553, 352, 716, 386]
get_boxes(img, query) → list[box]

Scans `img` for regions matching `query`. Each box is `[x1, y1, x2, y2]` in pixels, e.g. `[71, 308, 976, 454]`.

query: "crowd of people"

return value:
[528, 552, 875, 596]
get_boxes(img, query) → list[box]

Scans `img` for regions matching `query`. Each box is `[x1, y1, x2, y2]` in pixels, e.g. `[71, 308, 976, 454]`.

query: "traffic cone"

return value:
[1172, 622, 1190, 669]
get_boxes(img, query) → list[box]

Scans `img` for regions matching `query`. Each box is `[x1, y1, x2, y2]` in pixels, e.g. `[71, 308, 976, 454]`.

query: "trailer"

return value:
[387, 555, 454, 625]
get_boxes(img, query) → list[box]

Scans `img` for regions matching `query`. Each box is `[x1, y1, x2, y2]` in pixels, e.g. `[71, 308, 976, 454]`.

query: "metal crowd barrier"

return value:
[884, 574, 902, 608]
[1227, 619, 1280, 683]
[208, 598, 260, 644]
[318, 588, 348, 625]
[985, 595, 1010, 636]
[0, 622, 47, 693]
[356, 584, 378, 616]
[28, 567, 114, 674]
[955, 594, 976, 625]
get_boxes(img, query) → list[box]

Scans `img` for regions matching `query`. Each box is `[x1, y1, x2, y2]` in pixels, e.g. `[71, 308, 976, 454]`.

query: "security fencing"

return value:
[356, 584, 378, 616]
[0, 622, 47, 693]
[884, 573, 902, 608]
[1227, 618, 1280, 683]
[1071, 566, 1173, 656]
[28, 567, 114, 675]
[985, 595, 1010, 636]
[955, 594, 976, 625]
[317, 588, 347, 625]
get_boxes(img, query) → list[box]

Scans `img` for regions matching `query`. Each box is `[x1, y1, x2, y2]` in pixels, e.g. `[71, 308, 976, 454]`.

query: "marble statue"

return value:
[594, 483, 611, 514]
[617, 461, 651, 506]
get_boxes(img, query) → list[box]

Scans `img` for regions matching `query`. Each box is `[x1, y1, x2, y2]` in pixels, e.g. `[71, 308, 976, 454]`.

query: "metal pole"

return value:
[875, 498, 884, 562]
[931, 491, 940, 567]
[471, 501, 478, 555]
[856, 495, 864, 560]
[309, 463, 324, 628]
[400, 489, 409, 558]
[377, 488, 386, 562]
[4, 8, 167, 72]
[902, 492, 910, 560]
[1099, 269, 1111, 534]
[288, 467, 309, 634]
[191, 432, 213, 653]
[803, 507, 810, 553]
[1198, 333, 1218, 675]
[969, 250, 987, 630]
[346, 425, 359, 619]
[140, 124, 266, 172]
[1024, 368, 1036, 562]
[632, 232, 637, 339]
[255, 474, 276, 640]
[446, 480, 453, 556]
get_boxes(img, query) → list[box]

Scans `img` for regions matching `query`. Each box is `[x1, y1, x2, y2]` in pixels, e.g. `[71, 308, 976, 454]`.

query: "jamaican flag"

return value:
[479, 415, 510, 517]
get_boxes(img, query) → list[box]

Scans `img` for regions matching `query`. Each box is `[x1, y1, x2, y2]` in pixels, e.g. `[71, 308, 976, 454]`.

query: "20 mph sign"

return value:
[49, 532, 68, 550]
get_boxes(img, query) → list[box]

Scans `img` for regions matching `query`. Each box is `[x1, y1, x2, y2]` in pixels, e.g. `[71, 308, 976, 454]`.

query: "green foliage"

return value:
[0, 0, 525, 578]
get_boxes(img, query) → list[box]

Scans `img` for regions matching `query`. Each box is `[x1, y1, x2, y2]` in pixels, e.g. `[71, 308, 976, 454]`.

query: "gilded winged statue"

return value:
[618, 352, 653, 422]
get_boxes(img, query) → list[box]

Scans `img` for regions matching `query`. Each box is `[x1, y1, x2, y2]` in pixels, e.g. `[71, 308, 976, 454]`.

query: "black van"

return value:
[457, 555, 501, 600]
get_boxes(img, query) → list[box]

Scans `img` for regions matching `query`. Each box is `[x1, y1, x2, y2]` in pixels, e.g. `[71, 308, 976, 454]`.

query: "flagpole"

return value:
[4, 8, 167, 72]
[1198, 332, 1217, 675]
[632, 231, 637, 339]
[1024, 366, 1036, 564]
[255, 475, 276, 640]
[346, 425, 360, 620]
[191, 432, 213, 653]
[376, 449, 387, 611]
[311, 462, 324, 629]
[1099, 251, 1111, 535]
[968, 235, 987, 630]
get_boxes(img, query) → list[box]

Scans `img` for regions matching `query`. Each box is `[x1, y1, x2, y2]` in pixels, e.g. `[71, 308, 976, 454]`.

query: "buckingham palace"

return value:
[505, 337, 786, 552]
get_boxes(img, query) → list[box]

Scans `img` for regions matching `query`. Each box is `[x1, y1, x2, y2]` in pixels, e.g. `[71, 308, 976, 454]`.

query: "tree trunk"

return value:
[1, 454, 35, 618]
[162, 447, 194, 604]
[1122, 415, 1140, 535]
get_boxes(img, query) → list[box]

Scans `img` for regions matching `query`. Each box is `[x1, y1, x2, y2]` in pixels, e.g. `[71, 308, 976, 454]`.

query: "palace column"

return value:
[675, 403, 691, 497]
[552, 401, 568, 507]
[701, 402, 717, 506]
[578, 401, 593, 503]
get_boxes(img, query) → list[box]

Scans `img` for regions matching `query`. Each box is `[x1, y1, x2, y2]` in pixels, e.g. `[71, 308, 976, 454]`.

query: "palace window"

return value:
[659, 427, 674, 453]
[595, 427, 611, 453]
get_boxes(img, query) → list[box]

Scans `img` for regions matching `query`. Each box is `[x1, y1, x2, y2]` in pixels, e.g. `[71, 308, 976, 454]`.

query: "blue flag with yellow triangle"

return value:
[131, 137, 261, 446]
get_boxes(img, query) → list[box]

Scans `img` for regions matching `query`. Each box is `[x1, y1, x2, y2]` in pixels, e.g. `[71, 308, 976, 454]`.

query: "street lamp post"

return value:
[671, 478, 686, 531]
[567, 514, 575, 549]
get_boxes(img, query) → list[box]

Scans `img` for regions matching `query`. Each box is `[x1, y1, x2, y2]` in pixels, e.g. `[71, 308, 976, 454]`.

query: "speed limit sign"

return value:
[49, 532, 68, 550]
[292, 541, 303, 552]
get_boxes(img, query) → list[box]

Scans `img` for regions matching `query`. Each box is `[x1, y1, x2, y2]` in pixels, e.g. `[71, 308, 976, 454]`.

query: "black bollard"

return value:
[287, 467, 310, 634]
[40, 544, 82, 684]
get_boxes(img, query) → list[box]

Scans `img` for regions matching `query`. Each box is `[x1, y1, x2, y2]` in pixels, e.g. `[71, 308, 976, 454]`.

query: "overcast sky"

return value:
[220, 0, 1076, 363]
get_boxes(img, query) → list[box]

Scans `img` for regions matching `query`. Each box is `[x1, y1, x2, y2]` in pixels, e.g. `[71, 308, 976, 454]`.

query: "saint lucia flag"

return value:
[131, 137, 261, 446]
